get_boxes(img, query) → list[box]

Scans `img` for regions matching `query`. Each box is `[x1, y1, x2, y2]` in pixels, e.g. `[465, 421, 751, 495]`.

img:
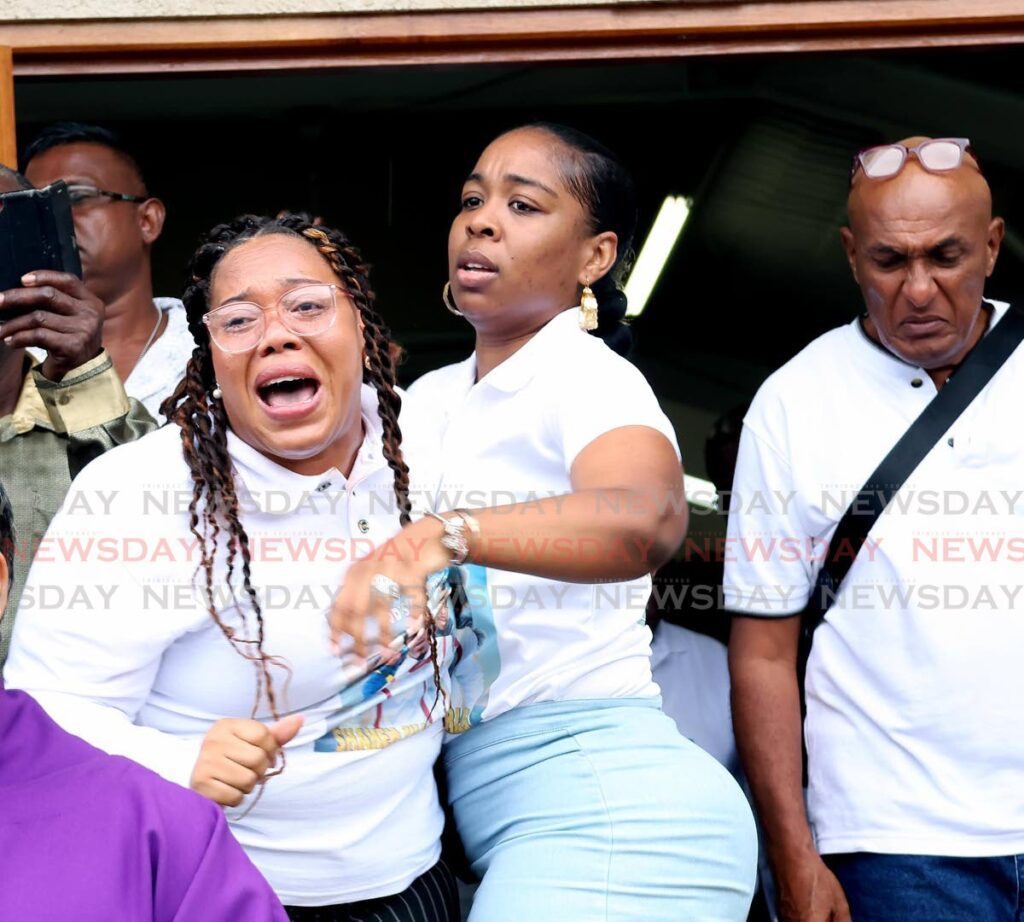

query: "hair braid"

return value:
[300, 228, 412, 525]
[165, 340, 287, 721]
[161, 213, 445, 727]
[298, 228, 446, 710]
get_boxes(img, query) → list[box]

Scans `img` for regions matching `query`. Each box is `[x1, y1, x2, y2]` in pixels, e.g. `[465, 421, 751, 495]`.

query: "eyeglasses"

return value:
[65, 183, 148, 206]
[851, 138, 979, 181]
[203, 284, 341, 353]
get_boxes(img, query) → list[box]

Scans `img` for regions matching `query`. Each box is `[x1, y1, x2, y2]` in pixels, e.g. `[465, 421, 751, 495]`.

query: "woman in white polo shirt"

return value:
[331, 125, 757, 920]
[6, 214, 459, 921]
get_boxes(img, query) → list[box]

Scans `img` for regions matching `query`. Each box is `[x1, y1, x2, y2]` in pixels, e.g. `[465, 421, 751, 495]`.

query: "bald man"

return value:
[726, 138, 1024, 921]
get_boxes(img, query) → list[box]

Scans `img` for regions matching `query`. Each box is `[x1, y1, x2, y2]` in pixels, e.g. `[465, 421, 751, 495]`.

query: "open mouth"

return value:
[458, 251, 497, 272]
[256, 375, 321, 409]
[455, 251, 499, 289]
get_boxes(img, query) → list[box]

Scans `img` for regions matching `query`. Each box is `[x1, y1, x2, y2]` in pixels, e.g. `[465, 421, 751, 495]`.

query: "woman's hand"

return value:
[190, 715, 304, 807]
[330, 517, 450, 659]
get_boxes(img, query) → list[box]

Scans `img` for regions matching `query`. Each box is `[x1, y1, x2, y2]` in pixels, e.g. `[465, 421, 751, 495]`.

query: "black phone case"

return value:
[0, 181, 82, 315]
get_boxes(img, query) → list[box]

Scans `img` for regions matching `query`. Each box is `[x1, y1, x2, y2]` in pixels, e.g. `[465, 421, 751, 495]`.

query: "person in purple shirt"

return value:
[0, 478, 288, 922]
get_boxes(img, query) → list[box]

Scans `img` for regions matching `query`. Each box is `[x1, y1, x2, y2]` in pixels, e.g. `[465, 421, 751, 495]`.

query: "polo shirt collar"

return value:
[226, 383, 386, 513]
[475, 307, 584, 394]
[845, 299, 1007, 391]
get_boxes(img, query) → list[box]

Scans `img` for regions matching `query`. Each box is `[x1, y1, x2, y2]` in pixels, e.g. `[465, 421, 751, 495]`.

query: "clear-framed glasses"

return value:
[65, 183, 148, 207]
[852, 138, 978, 182]
[203, 284, 341, 354]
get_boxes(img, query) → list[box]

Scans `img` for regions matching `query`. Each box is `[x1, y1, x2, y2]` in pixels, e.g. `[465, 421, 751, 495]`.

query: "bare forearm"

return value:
[457, 487, 686, 582]
[730, 644, 815, 864]
[728, 616, 852, 920]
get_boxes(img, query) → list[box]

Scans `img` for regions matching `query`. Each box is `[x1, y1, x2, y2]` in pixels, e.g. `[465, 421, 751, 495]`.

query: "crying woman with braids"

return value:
[4, 214, 461, 921]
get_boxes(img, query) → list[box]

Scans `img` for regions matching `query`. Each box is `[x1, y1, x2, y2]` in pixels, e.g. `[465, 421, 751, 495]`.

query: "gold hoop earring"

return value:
[442, 282, 463, 318]
[579, 279, 598, 331]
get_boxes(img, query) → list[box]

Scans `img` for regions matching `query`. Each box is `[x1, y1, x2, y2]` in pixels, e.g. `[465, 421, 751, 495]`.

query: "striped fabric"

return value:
[284, 861, 460, 922]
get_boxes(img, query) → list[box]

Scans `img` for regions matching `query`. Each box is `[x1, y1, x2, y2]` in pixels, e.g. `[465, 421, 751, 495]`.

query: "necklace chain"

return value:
[136, 301, 163, 368]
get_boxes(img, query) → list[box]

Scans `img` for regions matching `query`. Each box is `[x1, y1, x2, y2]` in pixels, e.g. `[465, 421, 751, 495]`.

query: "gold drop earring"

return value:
[579, 278, 598, 331]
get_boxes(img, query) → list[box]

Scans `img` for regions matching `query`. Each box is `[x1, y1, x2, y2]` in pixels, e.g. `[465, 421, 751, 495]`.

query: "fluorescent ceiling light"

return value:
[624, 195, 691, 317]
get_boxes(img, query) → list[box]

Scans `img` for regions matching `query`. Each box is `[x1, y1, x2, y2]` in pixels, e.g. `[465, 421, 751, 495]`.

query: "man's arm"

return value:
[724, 399, 850, 922]
[0, 268, 157, 476]
[33, 353, 156, 479]
[730, 616, 850, 922]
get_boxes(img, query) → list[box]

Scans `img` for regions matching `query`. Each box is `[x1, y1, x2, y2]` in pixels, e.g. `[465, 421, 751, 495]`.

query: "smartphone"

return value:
[0, 181, 82, 318]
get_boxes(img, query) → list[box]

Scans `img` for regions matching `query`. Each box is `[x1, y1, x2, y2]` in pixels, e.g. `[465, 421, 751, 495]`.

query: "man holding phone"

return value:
[0, 165, 154, 667]
[23, 122, 192, 420]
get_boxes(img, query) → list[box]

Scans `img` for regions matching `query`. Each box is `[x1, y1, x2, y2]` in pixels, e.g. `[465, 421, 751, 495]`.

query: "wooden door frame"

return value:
[5, 1, 1024, 77]
[0, 47, 15, 167]
[3, 2, 1024, 167]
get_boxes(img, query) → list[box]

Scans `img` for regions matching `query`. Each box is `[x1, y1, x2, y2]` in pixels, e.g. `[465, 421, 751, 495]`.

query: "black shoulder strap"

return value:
[807, 304, 1024, 631]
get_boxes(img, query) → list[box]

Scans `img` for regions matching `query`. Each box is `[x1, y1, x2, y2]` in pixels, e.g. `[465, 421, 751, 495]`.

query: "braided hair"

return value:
[518, 122, 638, 356]
[160, 213, 444, 721]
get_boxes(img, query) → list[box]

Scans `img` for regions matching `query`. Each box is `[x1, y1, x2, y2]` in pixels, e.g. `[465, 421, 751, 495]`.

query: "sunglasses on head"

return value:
[851, 138, 980, 182]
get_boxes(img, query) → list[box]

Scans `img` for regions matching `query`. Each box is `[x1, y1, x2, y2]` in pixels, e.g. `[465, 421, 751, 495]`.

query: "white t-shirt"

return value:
[5, 385, 454, 906]
[127, 297, 194, 421]
[724, 302, 1024, 857]
[405, 308, 680, 728]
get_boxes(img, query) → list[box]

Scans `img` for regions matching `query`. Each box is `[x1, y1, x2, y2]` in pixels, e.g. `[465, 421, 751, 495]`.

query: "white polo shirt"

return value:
[5, 384, 454, 906]
[724, 302, 1024, 857]
[405, 308, 680, 728]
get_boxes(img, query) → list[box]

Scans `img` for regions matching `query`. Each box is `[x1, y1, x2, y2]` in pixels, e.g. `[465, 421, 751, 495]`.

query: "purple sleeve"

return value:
[149, 784, 288, 922]
[169, 813, 288, 921]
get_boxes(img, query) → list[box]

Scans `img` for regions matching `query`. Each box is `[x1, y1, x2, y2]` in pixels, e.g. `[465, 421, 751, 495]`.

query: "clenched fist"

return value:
[190, 714, 304, 808]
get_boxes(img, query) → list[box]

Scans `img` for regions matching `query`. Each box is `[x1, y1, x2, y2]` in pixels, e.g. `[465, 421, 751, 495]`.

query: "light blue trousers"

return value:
[444, 697, 758, 921]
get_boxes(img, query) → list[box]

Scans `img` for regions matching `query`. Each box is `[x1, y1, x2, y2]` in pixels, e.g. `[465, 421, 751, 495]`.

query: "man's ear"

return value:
[840, 226, 859, 284]
[138, 197, 167, 247]
[986, 217, 1005, 278]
